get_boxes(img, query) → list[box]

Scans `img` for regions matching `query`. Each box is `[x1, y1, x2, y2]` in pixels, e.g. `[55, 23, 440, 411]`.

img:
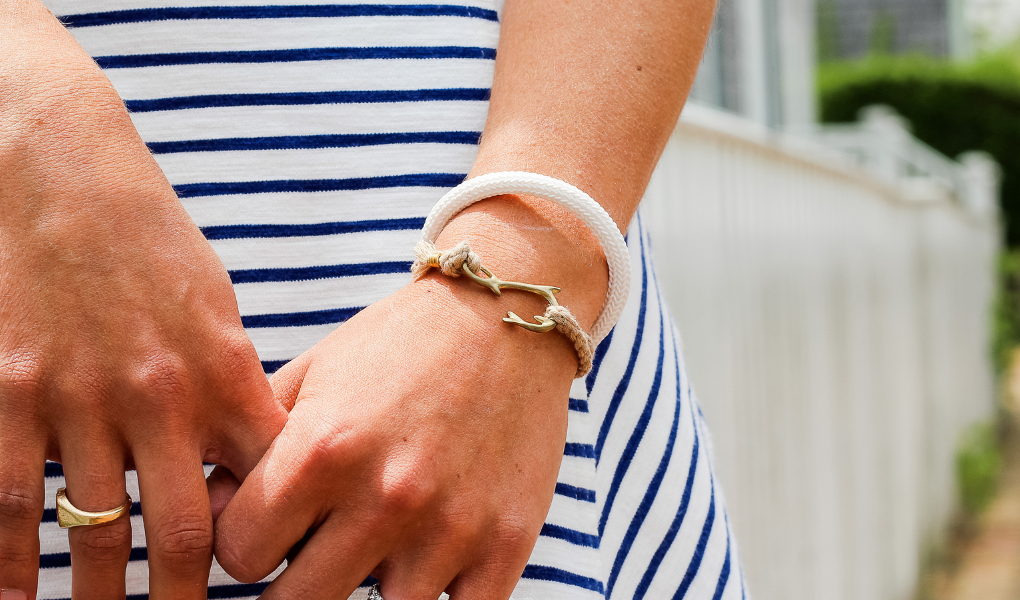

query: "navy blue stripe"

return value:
[41, 547, 147, 570]
[62, 5, 499, 28]
[563, 443, 595, 459]
[242, 306, 363, 328]
[207, 582, 273, 599]
[540, 523, 600, 548]
[230, 261, 409, 284]
[150, 131, 480, 154]
[173, 173, 465, 198]
[45, 462, 63, 478]
[711, 517, 733, 600]
[262, 359, 289, 374]
[42, 502, 142, 524]
[586, 328, 615, 396]
[634, 389, 700, 600]
[125, 88, 490, 113]
[607, 314, 674, 597]
[599, 302, 665, 539]
[567, 397, 589, 413]
[595, 228, 648, 462]
[96, 46, 495, 69]
[202, 217, 425, 240]
[674, 481, 717, 599]
[554, 482, 596, 503]
[521, 565, 605, 594]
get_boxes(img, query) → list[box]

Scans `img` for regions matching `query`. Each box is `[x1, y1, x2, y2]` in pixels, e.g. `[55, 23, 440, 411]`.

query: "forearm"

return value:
[471, 0, 715, 229]
[432, 0, 714, 339]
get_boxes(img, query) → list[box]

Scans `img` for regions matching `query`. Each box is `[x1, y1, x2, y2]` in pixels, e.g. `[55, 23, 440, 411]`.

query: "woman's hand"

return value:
[0, 3, 289, 598]
[211, 196, 609, 599]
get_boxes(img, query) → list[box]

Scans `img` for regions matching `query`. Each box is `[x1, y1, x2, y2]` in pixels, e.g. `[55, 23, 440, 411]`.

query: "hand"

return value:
[211, 196, 609, 599]
[0, 4, 288, 598]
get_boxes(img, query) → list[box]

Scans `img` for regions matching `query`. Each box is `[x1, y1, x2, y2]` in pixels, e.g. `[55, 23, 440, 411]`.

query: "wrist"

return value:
[430, 194, 610, 331]
[402, 194, 609, 380]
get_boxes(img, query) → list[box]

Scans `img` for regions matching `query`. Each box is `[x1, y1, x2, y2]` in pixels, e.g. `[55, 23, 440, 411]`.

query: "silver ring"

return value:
[367, 584, 384, 600]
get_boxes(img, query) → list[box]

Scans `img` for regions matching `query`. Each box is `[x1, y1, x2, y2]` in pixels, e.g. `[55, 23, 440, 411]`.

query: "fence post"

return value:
[858, 104, 912, 183]
[958, 151, 1001, 220]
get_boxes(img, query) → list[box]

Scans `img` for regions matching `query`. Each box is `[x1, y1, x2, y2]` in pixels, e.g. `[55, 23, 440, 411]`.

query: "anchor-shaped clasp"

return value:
[460, 263, 560, 332]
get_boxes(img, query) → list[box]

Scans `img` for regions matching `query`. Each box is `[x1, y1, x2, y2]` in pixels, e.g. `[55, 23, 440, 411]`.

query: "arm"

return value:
[0, 3, 288, 598]
[211, 1, 714, 599]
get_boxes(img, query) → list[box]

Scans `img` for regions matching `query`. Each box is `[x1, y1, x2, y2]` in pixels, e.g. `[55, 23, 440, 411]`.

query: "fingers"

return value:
[260, 516, 385, 600]
[0, 418, 46, 599]
[205, 465, 240, 522]
[134, 448, 213, 600]
[60, 439, 132, 600]
[209, 336, 291, 480]
[446, 565, 521, 600]
[443, 519, 538, 600]
[376, 553, 462, 600]
[213, 416, 326, 583]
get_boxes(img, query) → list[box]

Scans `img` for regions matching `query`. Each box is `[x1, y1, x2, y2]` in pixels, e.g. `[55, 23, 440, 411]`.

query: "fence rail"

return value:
[643, 102, 1000, 600]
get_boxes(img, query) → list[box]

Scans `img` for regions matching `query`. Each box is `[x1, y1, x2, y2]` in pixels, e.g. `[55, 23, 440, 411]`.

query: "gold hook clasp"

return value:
[460, 263, 560, 332]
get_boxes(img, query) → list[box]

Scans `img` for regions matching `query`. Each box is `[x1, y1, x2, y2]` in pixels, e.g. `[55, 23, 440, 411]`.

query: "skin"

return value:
[0, 2, 288, 599]
[211, 1, 715, 599]
[0, 0, 714, 598]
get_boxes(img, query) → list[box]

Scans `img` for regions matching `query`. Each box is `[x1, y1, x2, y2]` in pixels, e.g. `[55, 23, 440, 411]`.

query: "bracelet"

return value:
[416, 172, 631, 344]
[413, 240, 594, 377]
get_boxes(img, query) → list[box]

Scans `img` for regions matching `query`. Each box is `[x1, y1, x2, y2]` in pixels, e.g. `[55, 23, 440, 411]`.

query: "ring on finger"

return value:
[55, 487, 132, 528]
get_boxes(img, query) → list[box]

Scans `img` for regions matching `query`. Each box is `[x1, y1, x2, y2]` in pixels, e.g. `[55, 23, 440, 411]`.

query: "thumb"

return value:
[269, 351, 314, 413]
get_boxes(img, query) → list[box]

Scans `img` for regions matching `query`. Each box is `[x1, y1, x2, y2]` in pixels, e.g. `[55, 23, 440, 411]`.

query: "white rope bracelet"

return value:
[418, 172, 632, 344]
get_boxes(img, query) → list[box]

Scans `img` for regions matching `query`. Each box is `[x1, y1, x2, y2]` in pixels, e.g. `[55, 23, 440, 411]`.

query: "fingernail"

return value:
[1, 590, 27, 600]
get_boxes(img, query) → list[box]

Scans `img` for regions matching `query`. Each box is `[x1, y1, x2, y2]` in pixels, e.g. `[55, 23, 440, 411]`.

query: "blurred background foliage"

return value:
[818, 52, 1020, 246]
[956, 420, 1002, 515]
[994, 249, 1020, 374]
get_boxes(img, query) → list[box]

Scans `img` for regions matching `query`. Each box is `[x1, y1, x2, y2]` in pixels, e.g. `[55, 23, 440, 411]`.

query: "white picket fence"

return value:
[642, 102, 1000, 600]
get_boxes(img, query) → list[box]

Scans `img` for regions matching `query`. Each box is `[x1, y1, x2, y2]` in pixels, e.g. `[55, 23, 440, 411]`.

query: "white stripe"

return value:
[234, 273, 410, 316]
[131, 102, 490, 143]
[71, 17, 499, 56]
[248, 322, 345, 361]
[105, 59, 496, 99]
[212, 230, 416, 272]
[154, 144, 479, 184]
[180, 187, 440, 227]
[544, 493, 599, 536]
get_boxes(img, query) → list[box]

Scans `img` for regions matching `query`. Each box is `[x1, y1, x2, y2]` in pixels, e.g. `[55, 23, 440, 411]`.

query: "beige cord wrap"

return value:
[543, 305, 594, 377]
[412, 240, 595, 378]
[411, 240, 480, 279]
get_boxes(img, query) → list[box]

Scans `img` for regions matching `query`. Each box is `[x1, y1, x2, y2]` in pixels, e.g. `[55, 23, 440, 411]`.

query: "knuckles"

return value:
[151, 516, 214, 562]
[125, 351, 189, 405]
[0, 486, 42, 525]
[213, 328, 263, 386]
[0, 351, 45, 401]
[378, 463, 437, 518]
[71, 519, 133, 565]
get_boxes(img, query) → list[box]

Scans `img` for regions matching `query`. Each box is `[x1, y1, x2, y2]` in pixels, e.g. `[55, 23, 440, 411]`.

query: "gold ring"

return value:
[55, 487, 132, 528]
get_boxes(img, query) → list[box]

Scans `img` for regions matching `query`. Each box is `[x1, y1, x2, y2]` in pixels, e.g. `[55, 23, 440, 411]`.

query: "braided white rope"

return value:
[419, 172, 631, 343]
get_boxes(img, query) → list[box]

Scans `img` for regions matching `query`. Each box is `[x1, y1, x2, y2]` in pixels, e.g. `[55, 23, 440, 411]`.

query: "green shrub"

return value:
[956, 421, 1002, 514]
[993, 250, 1020, 374]
[818, 54, 1020, 246]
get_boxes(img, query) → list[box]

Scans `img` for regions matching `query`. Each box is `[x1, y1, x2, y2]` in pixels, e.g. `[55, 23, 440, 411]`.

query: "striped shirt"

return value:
[35, 2, 747, 598]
